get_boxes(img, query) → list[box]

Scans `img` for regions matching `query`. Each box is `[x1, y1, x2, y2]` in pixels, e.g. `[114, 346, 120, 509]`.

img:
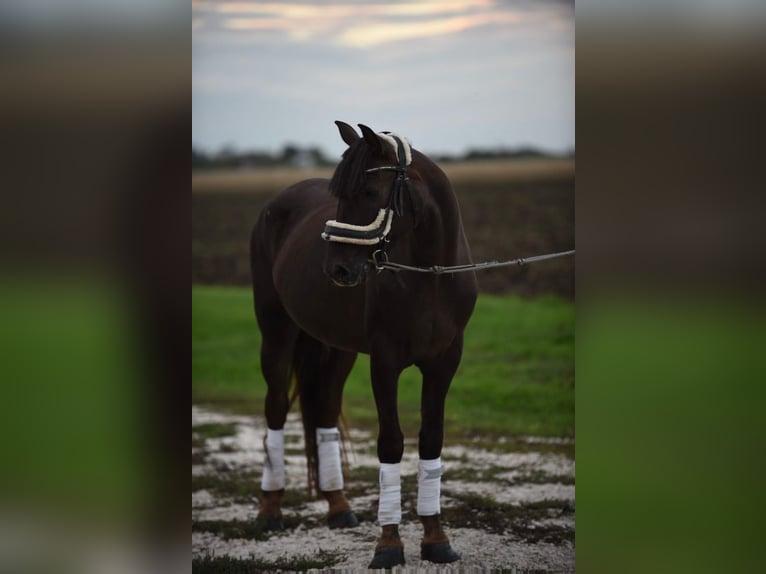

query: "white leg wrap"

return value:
[417, 457, 443, 516]
[316, 427, 344, 491]
[378, 463, 402, 525]
[261, 428, 285, 491]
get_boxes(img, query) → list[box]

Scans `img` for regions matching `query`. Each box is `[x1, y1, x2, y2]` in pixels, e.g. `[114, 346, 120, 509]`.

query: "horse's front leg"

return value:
[415, 334, 464, 563]
[367, 348, 407, 569]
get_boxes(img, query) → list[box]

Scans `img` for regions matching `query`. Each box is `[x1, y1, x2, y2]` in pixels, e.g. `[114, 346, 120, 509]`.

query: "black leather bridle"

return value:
[321, 135, 411, 246]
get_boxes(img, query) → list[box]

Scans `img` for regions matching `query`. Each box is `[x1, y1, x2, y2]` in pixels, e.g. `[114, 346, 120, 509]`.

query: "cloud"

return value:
[211, 1, 494, 18]
[192, 1, 574, 154]
[198, 0, 533, 47]
[338, 11, 524, 48]
[222, 17, 294, 31]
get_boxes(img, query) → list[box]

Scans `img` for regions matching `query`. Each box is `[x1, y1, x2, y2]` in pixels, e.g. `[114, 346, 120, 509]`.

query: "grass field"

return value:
[192, 285, 574, 439]
[192, 158, 575, 194]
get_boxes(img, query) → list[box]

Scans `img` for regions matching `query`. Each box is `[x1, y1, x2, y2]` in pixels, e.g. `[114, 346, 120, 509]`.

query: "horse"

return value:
[249, 121, 477, 568]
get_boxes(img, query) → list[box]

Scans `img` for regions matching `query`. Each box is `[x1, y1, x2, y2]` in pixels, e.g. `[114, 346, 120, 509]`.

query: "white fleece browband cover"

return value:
[378, 463, 402, 525]
[316, 427, 344, 491]
[261, 428, 285, 491]
[417, 457, 443, 516]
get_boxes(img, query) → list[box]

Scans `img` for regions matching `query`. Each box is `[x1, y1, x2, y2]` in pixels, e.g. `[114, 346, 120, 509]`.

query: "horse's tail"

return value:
[290, 331, 349, 497]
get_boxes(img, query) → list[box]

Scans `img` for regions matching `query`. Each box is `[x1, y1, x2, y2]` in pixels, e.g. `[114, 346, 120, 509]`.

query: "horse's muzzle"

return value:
[326, 261, 368, 287]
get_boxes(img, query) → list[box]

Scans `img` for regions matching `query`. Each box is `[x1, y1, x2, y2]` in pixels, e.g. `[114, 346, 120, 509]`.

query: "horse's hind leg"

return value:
[318, 348, 359, 528]
[294, 337, 359, 528]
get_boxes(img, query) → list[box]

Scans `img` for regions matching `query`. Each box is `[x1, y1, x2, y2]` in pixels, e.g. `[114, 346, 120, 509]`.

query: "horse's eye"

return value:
[363, 188, 378, 198]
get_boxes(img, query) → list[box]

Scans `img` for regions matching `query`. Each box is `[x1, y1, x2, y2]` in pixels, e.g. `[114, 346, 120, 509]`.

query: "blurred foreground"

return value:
[0, 6, 187, 573]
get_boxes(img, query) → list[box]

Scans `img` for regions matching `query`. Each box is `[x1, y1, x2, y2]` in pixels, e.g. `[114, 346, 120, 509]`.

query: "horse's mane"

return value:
[328, 139, 373, 199]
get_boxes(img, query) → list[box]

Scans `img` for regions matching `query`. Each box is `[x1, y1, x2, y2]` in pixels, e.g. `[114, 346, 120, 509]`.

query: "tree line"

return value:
[192, 143, 571, 170]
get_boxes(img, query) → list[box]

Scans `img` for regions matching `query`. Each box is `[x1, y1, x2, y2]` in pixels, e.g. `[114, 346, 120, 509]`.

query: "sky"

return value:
[192, 0, 574, 159]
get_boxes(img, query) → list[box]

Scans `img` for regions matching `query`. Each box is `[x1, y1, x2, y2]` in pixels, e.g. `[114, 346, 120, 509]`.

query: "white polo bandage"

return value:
[316, 427, 344, 491]
[261, 428, 285, 491]
[417, 457, 443, 516]
[378, 463, 402, 525]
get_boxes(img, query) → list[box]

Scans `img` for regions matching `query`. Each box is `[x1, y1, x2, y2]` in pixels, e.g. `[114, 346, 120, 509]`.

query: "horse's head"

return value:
[322, 121, 421, 287]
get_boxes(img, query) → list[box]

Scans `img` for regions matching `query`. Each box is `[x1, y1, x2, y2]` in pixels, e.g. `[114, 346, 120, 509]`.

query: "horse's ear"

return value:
[358, 124, 384, 156]
[334, 121, 359, 147]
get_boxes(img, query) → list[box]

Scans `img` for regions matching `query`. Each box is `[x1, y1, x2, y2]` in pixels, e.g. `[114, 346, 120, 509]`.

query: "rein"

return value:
[370, 249, 575, 275]
[322, 133, 575, 274]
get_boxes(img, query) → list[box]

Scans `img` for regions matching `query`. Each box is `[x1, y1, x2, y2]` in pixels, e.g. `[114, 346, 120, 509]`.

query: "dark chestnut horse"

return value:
[250, 121, 477, 567]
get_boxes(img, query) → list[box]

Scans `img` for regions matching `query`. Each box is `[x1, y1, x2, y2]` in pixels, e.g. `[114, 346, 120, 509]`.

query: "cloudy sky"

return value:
[192, 0, 574, 158]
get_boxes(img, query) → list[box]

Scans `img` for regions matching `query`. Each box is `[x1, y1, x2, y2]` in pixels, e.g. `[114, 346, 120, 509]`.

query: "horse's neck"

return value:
[412, 177, 463, 267]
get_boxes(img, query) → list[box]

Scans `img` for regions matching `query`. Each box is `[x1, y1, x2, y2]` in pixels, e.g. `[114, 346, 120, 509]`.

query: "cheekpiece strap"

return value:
[390, 135, 409, 217]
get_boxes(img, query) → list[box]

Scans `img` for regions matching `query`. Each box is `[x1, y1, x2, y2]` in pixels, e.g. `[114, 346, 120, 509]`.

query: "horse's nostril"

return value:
[332, 263, 350, 280]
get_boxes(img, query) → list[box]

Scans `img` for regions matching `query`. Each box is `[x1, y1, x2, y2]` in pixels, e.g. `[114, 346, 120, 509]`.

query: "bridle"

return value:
[321, 134, 576, 275]
[320, 135, 411, 248]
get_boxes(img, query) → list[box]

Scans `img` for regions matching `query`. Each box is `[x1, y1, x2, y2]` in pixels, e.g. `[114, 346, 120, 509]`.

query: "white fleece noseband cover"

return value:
[321, 208, 394, 245]
[317, 427, 344, 491]
[261, 428, 285, 491]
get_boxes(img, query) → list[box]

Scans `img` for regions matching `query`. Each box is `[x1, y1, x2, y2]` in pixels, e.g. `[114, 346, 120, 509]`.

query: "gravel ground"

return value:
[192, 406, 575, 572]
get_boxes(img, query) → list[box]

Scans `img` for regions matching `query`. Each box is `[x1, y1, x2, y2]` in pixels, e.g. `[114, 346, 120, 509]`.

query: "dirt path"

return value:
[192, 406, 575, 572]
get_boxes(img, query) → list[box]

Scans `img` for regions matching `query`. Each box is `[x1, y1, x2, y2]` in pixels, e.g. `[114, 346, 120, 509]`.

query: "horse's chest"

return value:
[399, 305, 457, 359]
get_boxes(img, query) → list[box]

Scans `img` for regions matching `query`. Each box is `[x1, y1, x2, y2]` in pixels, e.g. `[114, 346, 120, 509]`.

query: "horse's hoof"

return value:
[254, 514, 285, 532]
[421, 541, 460, 563]
[327, 509, 359, 529]
[368, 546, 405, 569]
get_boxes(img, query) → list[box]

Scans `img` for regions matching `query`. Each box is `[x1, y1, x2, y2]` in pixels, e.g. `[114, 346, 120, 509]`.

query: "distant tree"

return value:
[191, 142, 344, 170]
[464, 147, 549, 161]
[192, 145, 210, 169]
[214, 144, 240, 168]
[307, 146, 333, 166]
[280, 144, 300, 164]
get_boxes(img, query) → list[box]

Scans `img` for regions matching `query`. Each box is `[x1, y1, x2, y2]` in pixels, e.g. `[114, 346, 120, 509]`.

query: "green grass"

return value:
[441, 492, 574, 540]
[192, 285, 573, 438]
[192, 423, 238, 439]
[0, 280, 145, 524]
